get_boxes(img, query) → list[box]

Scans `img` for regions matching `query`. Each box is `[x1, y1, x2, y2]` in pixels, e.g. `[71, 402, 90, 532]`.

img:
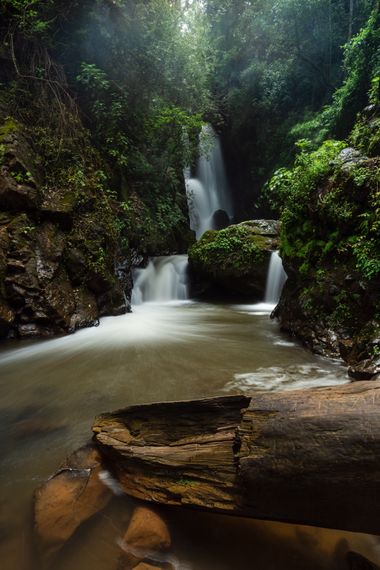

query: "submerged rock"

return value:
[188, 220, 279, 299]
[33, 444, 112, 563]
[118, 506, 171, 570]
[134, 562, 160, 570]
[124, 507, 171, 551]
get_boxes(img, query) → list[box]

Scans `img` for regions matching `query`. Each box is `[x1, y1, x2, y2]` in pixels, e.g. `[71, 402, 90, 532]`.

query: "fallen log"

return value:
[92, 381, 380, 536]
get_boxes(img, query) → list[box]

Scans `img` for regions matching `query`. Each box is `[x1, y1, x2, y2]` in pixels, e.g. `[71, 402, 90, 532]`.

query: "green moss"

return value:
[0, 117, 19, 141]
[189, 224, 267, 278]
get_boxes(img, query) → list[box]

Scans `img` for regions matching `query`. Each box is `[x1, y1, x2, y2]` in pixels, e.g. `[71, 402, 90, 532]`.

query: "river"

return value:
[1, 298, 379, 569]
[1, 125, 379, 569]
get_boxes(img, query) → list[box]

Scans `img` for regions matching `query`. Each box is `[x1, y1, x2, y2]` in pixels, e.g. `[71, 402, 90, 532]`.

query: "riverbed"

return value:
[0, 301, 378, 569]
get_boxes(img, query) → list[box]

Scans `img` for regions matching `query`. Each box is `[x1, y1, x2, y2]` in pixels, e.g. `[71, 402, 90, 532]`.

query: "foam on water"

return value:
[224, 364, 350, 393]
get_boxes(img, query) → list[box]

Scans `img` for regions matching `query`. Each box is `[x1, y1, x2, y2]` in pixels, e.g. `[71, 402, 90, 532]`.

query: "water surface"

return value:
[0, 302, 377, 569]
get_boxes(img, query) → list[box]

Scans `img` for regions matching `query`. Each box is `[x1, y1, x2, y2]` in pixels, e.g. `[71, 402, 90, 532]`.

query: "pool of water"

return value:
[0, 302, 378, 569]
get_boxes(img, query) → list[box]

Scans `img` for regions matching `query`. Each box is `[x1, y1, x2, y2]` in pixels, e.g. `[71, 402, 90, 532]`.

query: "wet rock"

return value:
[212, 209, 230, 230]
[35, 223, 65, 282]
[0, 123, 131, 339]
[40, 187, 76, 227]
[17, 323, 42, 337]
[348, 358, 380, 381]
[347, 551, 380, 570]
[0, 300, 14, 338]
[118, 506, 171, 570]
[337, 148, 367, 172]
[189, 220, 279, 299]
[44, 271, 76, 328]
[0, 166, 38, 211]
[124, 507, 171, 551]
[64, 246, 88, 284]
[98, 285, 129, 317]
[69, 288, 99, 331]
[241, 219, 280, 236]
[13, 416, 67, 439]
[0, 224, 10, 268]
[34, 444, 112, 563]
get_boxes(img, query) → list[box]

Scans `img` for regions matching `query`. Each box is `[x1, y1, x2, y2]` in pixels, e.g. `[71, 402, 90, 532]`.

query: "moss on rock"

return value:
[270, 106, 380, 377]
[188, 221, 279, 299]
[0, 120, 131, 339]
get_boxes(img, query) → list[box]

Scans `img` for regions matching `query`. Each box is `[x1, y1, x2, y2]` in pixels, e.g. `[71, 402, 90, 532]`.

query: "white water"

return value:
[235, 251, 287, 315]
[185, 124, 233, 239]
[265, 250, 288, 304]
[132, 255, 189, 305]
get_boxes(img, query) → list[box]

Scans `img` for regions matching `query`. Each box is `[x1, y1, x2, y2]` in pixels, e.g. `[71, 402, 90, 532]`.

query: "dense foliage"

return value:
[1, 0, 380, 359]
[261, 4, 380, 372]
[0, 0, 213, 256]
[189, 224, 266, 276]
[205, 0, 376, 217]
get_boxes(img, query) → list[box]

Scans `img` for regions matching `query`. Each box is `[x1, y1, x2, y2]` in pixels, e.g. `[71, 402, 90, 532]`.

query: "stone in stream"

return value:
[33, 444, 112, 564]
[118, 506, 172, 570]
[188, 219, 280, 300]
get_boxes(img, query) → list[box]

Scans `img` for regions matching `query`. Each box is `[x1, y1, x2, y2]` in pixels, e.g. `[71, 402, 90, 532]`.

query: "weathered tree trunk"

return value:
[93, 381, 380, 536]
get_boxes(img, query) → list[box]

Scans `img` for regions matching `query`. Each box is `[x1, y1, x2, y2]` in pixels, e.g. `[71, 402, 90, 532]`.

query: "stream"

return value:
[0, 126, 379, 569]
[1, 297, 379, 569]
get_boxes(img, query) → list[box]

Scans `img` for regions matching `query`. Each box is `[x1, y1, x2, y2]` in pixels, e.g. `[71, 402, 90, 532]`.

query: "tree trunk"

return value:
[93, 381, 380, 536]
[348, 0, 354, 41]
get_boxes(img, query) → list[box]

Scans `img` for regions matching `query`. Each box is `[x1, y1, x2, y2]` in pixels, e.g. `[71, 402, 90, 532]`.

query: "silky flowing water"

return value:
[0, 300, 379, 569]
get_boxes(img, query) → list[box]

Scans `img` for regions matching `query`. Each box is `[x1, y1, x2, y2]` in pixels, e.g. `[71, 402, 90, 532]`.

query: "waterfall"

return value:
[132, 255, 189, 305]
[185, 125, 233, 239]
[264, 251, 287, 305]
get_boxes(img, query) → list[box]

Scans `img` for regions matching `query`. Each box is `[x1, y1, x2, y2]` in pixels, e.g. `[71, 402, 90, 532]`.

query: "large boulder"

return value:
[188, 220, 279, 299]
[33, 445, 112, 564]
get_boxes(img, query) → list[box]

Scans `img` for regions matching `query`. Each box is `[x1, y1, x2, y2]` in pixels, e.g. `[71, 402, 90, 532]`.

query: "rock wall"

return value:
[273, 127, 380, 378]
[0, 128, 131, 339]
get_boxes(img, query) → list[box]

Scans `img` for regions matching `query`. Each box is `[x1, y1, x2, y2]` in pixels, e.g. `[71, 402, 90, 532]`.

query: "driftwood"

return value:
[93, 381, 380, 535]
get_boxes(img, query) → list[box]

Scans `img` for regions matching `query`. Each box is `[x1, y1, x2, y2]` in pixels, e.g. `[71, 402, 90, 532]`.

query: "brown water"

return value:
[0, 301, 378, 570]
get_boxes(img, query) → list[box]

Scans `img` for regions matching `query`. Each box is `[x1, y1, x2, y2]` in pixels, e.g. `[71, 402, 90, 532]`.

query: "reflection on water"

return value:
[0, 302, 378, 569]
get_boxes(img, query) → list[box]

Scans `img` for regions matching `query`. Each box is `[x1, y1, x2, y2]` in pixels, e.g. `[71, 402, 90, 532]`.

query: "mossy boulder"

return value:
[188, 220, 279, 299]
[271, 108, 380, 378]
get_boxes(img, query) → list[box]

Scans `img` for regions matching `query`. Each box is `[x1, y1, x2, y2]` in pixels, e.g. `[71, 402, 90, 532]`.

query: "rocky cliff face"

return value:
[273, 108, 380, 379]
[188, 220, 279, 299]
[0, 127, 131, 339]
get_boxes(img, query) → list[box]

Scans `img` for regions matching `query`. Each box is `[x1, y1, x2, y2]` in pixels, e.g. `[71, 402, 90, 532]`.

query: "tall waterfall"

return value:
[132, 255, 189, 305]
[264, 251, 287, 305]
[185, 125, 233, 239]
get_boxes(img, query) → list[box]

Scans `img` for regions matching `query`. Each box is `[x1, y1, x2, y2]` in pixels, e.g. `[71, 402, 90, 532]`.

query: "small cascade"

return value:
[185, 125, 233, 239]
[264, 251, 287, 305]
[132, 255, 189, 305]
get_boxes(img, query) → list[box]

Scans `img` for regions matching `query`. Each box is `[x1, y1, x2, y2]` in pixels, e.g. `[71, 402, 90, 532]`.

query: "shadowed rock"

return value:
[33, 444, 112, 564]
